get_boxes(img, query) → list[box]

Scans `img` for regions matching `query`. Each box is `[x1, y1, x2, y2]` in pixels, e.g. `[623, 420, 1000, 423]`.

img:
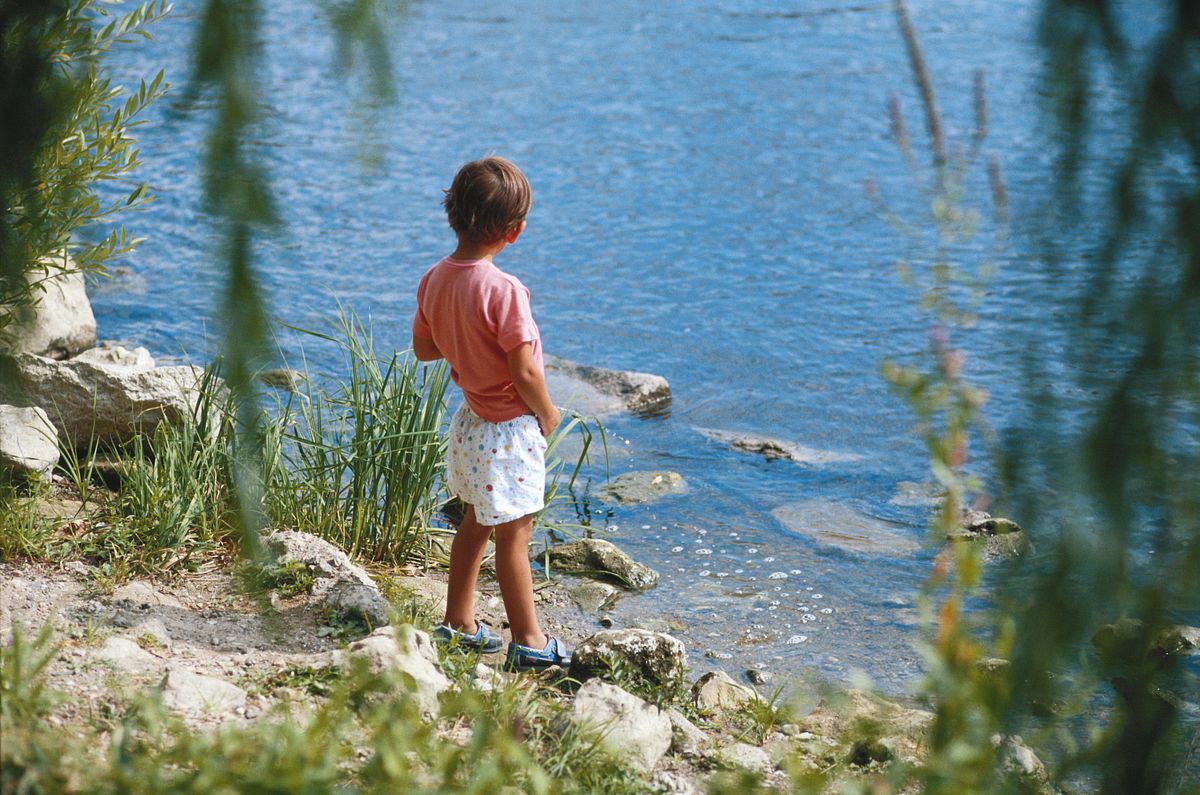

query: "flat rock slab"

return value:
[715, 742, 774, 774]
[112, 581, 188, 610]
[544, 355, 670, 417]
[772, 499, 921, 555]
[160, 667, 247, 715]
[601, 470, 687, 505]
[91, 636, 161, 673]
[697, 428, 862, 466]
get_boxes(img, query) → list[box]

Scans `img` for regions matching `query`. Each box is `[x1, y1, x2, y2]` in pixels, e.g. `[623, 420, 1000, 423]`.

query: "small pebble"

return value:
[786, 635, 808, 645]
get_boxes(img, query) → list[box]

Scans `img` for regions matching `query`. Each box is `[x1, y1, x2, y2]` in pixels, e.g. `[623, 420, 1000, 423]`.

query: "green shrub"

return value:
[0, 1, 169, 337]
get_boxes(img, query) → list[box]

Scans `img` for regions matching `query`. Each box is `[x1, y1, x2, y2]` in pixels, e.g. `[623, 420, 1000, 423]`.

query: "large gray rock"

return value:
[333, 625, 449, 717]
[601, 470, 687, 505]
[772, 499, 921, 555]
[570, 678, 673, 772]
[544, 355, 670, 416]
[0, 405, 59, 478]
[0, 263, 96, 359]
[264, 530, 376, 594]
[570, 629, 686, 687]
[160, 667, 247, 715]
[538, 538, 658, 591]
[0, 345, 210, 448]
[697, 428, 863, 466]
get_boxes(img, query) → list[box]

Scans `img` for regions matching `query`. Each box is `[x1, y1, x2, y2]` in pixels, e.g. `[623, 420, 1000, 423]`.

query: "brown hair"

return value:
[442, 156, 532, 244]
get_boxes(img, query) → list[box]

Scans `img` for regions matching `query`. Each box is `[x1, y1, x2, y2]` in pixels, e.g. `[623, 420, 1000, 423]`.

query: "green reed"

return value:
[265, 309, 450, 564]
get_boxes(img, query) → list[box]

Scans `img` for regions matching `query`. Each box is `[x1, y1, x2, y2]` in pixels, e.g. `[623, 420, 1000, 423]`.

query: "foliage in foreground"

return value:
[0, 1, 168, 340]
[874, 1, 1200, 793]
[0, 627, 646, 795]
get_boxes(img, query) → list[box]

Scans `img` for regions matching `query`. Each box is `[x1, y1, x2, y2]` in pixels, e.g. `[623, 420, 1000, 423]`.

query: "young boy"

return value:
[412, 156, 570, 671]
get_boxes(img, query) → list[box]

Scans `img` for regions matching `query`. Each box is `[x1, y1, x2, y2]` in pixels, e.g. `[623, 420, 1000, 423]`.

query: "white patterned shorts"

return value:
[447, 404, 547, 527]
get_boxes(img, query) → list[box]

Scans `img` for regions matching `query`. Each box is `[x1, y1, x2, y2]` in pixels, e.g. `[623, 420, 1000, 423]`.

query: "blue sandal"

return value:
[432, 621, 504, 654]
[504, 635, 572, 672]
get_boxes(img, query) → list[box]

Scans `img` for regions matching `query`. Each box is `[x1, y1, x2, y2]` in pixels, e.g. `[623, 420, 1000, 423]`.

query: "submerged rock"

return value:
[537, 538, 659, 590]
[565, 578, 620, 613]
[601, 470, 686, 505]
[772, 499, 921, 555]
[949, 509, 1026, 558]
[0, 262, 96, 360]
[257, 367, 306, 391]
[0, 345, 211, 448]
[570, 628, 686, 687]
[0, 405, 59, 479]
[697, 428, 862, 466]
[570, 678, 672, 772]
[544, 354, 670, 416]
[1093, 618, 1200, 661]
[890, 481, 946, 507]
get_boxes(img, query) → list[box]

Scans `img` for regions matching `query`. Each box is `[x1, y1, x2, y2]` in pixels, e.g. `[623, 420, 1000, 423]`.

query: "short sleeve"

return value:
[493, 281, 538, 352]
[412, 275, 433, 339]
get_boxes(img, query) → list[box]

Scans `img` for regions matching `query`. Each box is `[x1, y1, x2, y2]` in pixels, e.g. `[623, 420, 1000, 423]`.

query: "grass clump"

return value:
[265, 311, 451, 565]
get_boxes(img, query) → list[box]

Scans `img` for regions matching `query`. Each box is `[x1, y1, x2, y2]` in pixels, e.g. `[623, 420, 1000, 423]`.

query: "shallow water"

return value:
[94, 0, 1192, 697]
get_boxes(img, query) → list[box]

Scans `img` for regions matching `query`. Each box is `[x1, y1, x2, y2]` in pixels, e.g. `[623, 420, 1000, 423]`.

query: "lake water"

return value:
[94, 0, 1191, 700]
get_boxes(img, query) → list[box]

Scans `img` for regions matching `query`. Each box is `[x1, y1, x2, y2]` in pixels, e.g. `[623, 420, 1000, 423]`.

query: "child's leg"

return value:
[442, 504, 492, 633]
[492, 512, 547, 649]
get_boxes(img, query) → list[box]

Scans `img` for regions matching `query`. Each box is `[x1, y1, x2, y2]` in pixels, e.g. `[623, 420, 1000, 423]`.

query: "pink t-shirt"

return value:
[412, 256, 543, 422]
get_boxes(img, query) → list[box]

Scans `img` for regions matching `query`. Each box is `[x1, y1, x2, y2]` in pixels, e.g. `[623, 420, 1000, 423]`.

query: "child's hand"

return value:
[538, 408, 561, 438]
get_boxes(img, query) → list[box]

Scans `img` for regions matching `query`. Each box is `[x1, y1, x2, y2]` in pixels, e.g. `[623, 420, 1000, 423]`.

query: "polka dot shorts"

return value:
[447, 403, 546, 526]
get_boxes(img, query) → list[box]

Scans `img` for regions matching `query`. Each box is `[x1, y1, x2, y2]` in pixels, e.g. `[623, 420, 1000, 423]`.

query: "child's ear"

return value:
[506, 219, 526, 244]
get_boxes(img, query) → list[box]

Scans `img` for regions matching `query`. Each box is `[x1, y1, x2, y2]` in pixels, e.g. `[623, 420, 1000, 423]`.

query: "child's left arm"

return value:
[412, 334, 442, 361]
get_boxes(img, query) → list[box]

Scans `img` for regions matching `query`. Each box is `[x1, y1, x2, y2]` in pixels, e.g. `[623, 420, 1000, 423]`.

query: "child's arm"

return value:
[413, 334, 443, 362]
[506, 342, 560, 437]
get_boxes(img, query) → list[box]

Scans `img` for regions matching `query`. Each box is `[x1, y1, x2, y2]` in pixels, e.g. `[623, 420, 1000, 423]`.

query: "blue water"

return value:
[92, 0, 1192, 699]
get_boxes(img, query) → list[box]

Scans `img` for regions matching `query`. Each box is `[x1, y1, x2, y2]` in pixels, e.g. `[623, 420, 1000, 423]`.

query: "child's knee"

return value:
[493, 515, 534, 547]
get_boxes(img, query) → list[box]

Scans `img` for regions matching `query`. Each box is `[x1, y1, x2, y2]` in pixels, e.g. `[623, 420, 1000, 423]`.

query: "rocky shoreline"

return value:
[11, 267, 1187, 792]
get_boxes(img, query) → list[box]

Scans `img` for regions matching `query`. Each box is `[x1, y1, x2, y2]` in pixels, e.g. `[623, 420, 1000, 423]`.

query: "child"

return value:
[412, 156, 571, 671]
